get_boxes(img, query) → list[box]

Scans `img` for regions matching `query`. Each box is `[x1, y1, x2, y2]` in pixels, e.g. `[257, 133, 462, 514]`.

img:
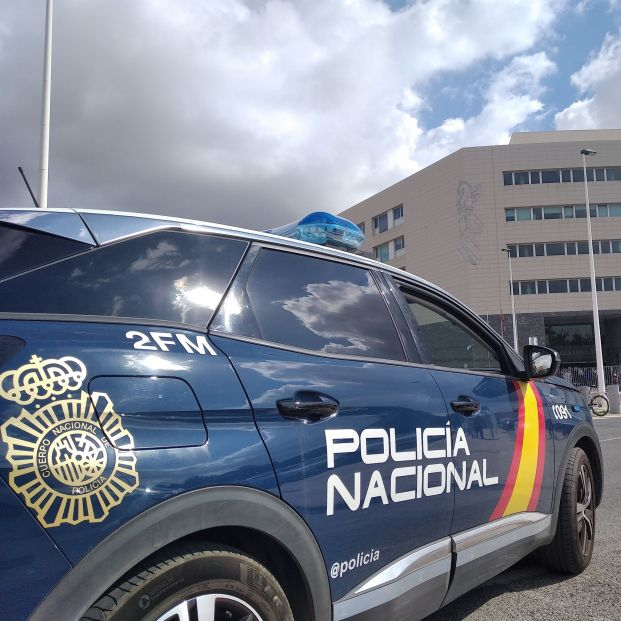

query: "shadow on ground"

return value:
[426, 557, 570, 621]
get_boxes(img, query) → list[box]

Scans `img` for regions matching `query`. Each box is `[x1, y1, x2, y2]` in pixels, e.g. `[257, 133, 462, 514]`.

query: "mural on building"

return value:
[456, 181, 483, 265]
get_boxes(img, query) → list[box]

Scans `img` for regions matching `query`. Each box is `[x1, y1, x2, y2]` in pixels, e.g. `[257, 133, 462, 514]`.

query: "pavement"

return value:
[426, 415, 621, 621]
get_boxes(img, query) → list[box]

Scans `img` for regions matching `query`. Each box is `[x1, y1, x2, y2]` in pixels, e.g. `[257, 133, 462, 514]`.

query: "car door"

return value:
[387, 277, 555, 603]
[210, 246, 455, 619]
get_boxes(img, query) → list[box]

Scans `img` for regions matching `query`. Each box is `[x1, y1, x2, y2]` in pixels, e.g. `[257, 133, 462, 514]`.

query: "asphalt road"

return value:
[427, 415, 621, 621]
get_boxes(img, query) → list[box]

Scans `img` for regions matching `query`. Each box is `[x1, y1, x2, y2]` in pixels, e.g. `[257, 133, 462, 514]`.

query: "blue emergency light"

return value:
[267, 211, 365, 251]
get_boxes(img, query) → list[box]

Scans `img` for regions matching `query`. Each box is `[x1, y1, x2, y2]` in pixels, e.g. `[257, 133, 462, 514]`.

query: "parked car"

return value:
[0, 208, 603, 621]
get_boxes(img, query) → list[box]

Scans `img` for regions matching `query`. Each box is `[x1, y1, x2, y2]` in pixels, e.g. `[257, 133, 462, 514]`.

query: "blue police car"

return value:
[0, 208, 603, 621]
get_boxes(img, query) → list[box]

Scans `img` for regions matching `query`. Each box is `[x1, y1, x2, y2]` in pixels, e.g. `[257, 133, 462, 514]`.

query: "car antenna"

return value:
[18, 166, 41, 208]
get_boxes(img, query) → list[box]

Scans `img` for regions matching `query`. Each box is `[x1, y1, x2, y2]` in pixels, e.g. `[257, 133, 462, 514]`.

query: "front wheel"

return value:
[80, 544, 294, 621]
[537, 447, 595, 574]
[589, 393, 609, 416]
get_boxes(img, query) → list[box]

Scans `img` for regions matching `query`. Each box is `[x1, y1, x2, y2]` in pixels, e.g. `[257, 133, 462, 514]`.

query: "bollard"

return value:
[607, 384, 620, 415]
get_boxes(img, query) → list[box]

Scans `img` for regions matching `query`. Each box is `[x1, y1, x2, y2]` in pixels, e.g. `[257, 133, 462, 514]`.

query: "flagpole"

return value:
[38, 0, 53, 208]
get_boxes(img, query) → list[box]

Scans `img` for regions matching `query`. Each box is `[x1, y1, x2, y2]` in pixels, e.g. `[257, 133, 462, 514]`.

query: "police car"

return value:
[0, 208, 603, 621]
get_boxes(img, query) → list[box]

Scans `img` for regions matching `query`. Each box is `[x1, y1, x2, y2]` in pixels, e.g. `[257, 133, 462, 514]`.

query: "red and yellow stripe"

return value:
[490, 381, 546, 521]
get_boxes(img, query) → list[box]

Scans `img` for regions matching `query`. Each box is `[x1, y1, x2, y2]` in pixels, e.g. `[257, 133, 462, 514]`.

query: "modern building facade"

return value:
[340, 129, 621, 368]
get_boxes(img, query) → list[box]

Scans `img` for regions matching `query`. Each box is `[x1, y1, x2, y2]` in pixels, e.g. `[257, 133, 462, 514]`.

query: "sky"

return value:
[0, 0, 620, 230]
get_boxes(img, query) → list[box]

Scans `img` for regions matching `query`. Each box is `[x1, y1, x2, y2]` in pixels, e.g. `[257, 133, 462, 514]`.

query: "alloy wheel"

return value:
[156, 593, 264, 621]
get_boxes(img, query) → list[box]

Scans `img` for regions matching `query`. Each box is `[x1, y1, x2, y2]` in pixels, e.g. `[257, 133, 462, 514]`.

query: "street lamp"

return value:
[502, 247, 519, 351]
[580, 148, 605, 395]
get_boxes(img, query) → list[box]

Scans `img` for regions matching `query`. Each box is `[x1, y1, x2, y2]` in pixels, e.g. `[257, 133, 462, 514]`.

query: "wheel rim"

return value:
[576, 463, 594, 557]
[155, 593, 265, 621]
[589, 395, 608, 416]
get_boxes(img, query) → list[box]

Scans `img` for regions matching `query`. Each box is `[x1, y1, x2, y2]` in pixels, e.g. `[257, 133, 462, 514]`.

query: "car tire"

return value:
[80, 543, 294, 621]
[538, 447, 595, 574]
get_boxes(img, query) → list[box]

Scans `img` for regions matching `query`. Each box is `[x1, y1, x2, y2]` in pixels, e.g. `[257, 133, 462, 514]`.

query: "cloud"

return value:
[408, 52, 556, 168]
[555, 27, 621, 129]
[0, 1, 564, 228]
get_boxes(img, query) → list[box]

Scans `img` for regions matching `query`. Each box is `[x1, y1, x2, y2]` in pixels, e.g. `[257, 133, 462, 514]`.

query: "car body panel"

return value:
[0, 319, 279, 570]
[212, 335, 454, 601]
[0, 476, 72, 621]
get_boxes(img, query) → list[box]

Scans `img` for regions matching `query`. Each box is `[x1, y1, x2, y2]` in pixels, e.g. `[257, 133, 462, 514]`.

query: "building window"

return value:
[503, 166, 621, 186]
[513, 276, 621, 294]
[548, 280, 568, 294]
[514, 171, 530, 185]
[545, 242, 564, 256]
[373, 212, 389, 234]
[357, 222, 365, 234]
[506, 238, 621, 258]
[394, 236, 405, 256]
[505, 202, 621, 222]
[393, 205, 404, 223]
[374, 242, 390, 262]
[541, 170, 560, 183]
[520, 281, 536, 294]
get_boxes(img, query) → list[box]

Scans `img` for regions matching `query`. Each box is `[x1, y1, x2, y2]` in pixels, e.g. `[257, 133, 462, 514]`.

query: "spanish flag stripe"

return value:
[527, 385, 546, 512]
[489, 380, 525, 521]
[504, 383, 540, 515]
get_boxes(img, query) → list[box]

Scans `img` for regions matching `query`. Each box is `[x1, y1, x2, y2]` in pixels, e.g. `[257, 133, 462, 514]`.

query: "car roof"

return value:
[0, 206, 439, 290]
[0, 206, 520, 359]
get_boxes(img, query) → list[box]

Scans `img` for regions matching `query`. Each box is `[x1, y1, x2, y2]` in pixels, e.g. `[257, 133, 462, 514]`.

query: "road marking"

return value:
[599, 436, 621, 442]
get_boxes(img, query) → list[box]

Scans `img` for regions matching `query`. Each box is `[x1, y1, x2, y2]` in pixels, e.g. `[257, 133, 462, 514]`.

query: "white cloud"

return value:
[409, 53, 556, 168]
[0, 0, 564, 227]
[555, 27, 621, 129]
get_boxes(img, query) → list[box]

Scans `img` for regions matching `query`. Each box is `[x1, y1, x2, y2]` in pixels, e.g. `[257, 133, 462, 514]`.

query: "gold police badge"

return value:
[0, 355, 139, 528]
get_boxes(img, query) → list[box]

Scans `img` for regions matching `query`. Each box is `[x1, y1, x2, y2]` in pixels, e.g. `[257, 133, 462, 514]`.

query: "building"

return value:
[340, 129, 621, 368]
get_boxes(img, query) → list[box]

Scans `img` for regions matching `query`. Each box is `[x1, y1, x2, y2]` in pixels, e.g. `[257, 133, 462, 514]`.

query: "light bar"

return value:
[267, 211, 365, 251]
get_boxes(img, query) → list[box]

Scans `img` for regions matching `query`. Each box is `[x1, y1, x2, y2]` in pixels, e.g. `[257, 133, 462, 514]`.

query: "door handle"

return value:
[277, 391, 339, 423]
[450, 396, 481, 416]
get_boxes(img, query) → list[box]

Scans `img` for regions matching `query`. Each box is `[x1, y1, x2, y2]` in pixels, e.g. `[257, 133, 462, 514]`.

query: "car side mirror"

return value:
[523, 345, 560, 379]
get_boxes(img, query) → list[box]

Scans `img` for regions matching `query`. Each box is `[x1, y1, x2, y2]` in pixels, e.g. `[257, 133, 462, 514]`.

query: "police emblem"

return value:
[0, 355, 139, 527]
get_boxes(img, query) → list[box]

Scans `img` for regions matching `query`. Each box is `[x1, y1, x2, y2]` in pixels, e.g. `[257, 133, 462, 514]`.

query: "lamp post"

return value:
[38, 0, 53, 208]
[581, 148, 605, 395]
[502, 247, 519, 351]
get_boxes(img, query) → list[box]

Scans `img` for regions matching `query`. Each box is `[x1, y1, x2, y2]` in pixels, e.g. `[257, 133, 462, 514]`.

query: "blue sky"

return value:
[416, 0, 620, 131]
[0, 1, 620, 228]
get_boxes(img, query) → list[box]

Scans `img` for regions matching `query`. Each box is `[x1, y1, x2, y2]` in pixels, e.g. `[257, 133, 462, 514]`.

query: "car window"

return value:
[401, 290, 501, 372]
[0, 230, 247, 327]
[0, 222, 93, 281]
[228, 248, 406, 360]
